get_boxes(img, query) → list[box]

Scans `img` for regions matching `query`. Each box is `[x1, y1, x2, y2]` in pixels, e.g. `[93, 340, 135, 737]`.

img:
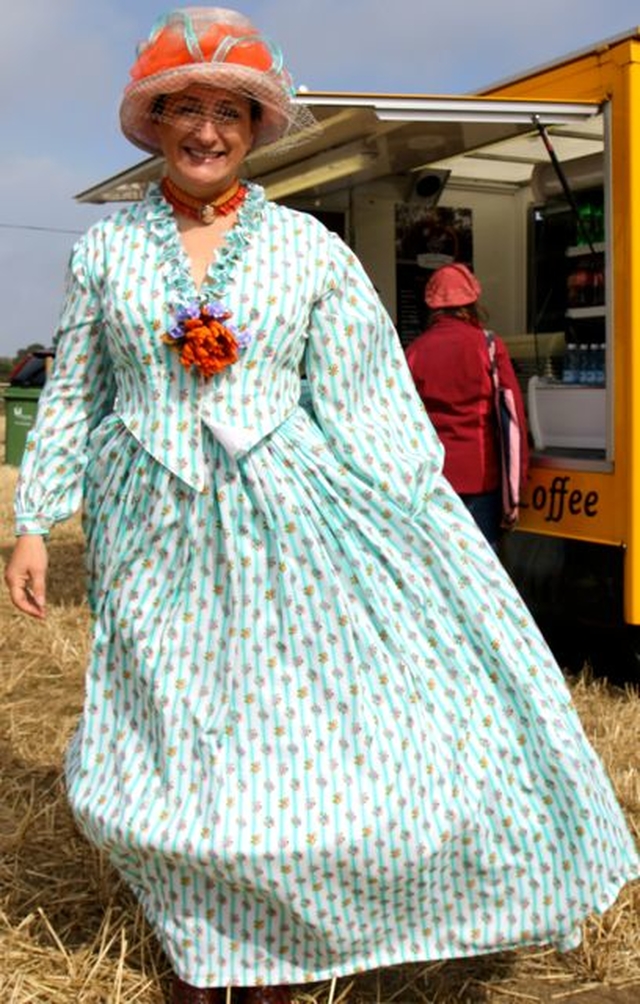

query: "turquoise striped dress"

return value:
[15, 183, 639, 988]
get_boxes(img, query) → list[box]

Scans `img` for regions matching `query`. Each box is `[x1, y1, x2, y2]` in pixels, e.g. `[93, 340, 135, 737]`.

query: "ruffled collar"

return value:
[143, 179, 266, 307]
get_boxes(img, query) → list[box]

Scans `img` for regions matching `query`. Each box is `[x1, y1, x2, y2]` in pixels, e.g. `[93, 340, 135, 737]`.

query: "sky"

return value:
[1, 0, 639, 357]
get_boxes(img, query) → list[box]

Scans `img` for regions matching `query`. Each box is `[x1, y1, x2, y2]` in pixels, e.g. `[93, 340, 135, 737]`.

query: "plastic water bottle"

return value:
[594, 343, 606, 385]
[577, 343, 591, 384]
[583, 344, 598, 384]
[563, 343, 578, 384]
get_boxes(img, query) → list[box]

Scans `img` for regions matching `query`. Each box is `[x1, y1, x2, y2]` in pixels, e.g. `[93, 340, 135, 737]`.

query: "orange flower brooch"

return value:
[163, 301, 252, 378]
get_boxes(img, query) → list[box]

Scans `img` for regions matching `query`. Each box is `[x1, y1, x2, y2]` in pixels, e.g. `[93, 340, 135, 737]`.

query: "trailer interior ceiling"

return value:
[76, 94, 603, 205]
[246, 96, 604, 200]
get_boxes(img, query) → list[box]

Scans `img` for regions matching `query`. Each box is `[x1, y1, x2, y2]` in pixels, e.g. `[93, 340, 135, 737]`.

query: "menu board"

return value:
[395, 204, 473, 347]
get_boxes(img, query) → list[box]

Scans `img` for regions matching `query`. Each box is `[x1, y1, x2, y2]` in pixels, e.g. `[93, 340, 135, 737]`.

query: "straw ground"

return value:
[1, 414, 639, 1003]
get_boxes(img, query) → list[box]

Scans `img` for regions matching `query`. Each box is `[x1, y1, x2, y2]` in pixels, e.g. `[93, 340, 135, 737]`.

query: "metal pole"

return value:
[532, 114, 597, 255]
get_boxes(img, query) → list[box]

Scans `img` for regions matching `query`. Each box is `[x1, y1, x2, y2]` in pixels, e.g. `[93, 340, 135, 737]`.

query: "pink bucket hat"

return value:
[424, 263, 482, 309]
[119, 7, 316, 154]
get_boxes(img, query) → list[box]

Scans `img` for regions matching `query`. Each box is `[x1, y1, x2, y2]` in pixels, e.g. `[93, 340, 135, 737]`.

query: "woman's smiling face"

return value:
[153, 85, 256, 197]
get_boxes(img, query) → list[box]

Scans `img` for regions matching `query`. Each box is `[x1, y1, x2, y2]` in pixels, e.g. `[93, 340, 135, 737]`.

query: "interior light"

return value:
[262, 148, 378, 200]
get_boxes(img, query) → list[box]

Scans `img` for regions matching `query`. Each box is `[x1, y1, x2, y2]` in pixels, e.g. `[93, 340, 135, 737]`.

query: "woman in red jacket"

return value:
[406, 263, 529, 549]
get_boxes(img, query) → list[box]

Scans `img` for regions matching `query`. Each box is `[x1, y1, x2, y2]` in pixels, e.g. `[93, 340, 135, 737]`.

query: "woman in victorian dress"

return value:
[5, 7, 638, 1004]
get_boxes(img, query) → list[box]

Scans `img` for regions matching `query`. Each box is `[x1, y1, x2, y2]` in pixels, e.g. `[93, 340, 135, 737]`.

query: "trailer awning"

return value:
[76, 92, 602, 204]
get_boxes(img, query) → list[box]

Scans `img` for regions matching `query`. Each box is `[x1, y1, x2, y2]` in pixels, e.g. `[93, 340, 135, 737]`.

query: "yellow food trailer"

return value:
[480, 31, 638, 672]
[78, 28, 640, 671]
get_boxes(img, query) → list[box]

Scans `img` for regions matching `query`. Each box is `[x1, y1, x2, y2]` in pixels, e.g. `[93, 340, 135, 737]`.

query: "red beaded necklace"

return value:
[161, 176, 248, 224]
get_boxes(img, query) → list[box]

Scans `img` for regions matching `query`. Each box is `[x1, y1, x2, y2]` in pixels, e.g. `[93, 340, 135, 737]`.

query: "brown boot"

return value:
[239, 988, 292, 1004]
[171, 975, 229, 1003]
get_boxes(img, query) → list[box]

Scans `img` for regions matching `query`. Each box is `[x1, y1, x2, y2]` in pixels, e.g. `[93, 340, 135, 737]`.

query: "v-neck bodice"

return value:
[146, 180, 265, 303]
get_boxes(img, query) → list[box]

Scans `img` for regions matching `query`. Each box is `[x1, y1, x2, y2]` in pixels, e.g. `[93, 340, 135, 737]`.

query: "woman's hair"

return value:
[426, 303, 487, 328]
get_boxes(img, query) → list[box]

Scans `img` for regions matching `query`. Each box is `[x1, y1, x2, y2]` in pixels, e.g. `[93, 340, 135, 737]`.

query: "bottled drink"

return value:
[577, 342, 591, 384]
[594, 343, 606, 385]
[563, 343, 579, 384]
[577, 203, 593, 247]
[591, 262, 605, 306]
[567, 263, 591, 306]
[592, 204, 605, 244]
[585, 344, 599, 384]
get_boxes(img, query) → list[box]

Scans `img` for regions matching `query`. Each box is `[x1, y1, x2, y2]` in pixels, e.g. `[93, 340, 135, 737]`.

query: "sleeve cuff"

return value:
[14, 515, 52, 536]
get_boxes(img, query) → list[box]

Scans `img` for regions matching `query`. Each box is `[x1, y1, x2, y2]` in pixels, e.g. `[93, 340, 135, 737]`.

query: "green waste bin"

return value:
[3, 386, 41, 466]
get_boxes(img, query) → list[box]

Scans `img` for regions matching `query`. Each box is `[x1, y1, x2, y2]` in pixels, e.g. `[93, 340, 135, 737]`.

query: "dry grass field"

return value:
[1, 413, 639, 1003]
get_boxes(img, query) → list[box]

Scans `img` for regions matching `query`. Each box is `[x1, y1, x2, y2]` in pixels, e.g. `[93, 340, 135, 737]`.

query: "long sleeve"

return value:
[303, 234, 444, 516]
[15, 233, 116, 535]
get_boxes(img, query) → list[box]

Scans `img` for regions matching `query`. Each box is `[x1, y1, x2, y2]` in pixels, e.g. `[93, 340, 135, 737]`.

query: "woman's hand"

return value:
[4, 535, 48, 619]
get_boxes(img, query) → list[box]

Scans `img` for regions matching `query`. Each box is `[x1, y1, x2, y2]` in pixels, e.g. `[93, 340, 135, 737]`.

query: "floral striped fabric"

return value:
[16, 184, 639, 988]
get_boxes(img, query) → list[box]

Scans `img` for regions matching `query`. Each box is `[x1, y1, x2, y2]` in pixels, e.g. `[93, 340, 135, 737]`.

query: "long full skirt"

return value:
[65, 408, 639, 987]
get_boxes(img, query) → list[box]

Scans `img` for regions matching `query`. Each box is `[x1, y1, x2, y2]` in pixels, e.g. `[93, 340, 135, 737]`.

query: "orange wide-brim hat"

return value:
[119, 7, 314, 154]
